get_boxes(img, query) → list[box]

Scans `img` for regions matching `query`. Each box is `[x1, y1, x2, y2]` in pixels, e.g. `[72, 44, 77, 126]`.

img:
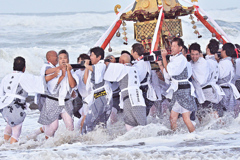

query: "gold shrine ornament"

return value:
[114, 4, 121, 14]
[142, 0, 150, 8]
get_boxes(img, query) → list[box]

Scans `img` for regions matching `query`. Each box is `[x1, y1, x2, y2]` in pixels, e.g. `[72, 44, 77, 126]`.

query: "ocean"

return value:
[0, 7, 240, 160]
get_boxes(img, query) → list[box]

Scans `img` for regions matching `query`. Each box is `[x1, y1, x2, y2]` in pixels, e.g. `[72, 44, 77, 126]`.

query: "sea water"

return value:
[0, 7, 240, 160]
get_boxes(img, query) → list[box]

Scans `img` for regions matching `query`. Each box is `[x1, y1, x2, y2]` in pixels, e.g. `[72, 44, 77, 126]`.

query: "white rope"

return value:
[151, 5, 163, 53]
[94, 1, 135, 47]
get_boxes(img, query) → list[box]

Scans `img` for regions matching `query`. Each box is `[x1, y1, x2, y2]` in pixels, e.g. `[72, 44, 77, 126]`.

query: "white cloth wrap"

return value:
[75, 69, 88, 98]
[219, 57, 240, 99]
[164, 54, 195, 99]
[0, 72, 46, 109]
[133, 60, 157, 101]
[34, 62, 55, 104]
[104, 63, 145, 109]
[47, 69, 79, 106]
[84, 60, 112, 106]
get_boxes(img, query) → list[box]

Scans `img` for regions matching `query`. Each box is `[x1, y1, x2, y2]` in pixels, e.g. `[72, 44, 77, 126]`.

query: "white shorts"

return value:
[172, 101, 190, 114]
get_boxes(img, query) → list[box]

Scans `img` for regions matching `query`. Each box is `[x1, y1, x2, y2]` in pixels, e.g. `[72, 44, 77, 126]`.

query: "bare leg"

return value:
[10, 123, 23, 144]
[182, 112, 195, 133]
[4, 124, 12, 141]
[10, 137, 18, 144]
[149, 104, 157, 117]
[44, 119, 59, 138]
[61, 112, 74, 131]
[4, 134, 11, 141]
[40, 126, 45, 133]
[170, 110, 179, 131]
[125, 124, 134, 131]
[27, 126, 45, 140]
[80, 115, 86, 133]
[110, 107, 118, 124]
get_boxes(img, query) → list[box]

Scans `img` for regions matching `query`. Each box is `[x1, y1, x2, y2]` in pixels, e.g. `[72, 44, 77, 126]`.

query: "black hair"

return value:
[90, 47, 104, 60]
[58, 49, 69, 59]
[121, 50, 130, 55]
[105, 54, 114, 59]
[189, 42, 201, 53]
[13, 56, 25, 71]
[132, 43, 145, 56]
[182, 45, 188, 54]
[171, 37, 184, 47]
[208, 39, 219, 54]
[77, 53, 90, 62]
[222, 43, 235, 57]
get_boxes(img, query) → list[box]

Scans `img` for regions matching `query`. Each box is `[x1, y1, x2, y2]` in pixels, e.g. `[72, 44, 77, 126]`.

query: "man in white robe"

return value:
[217, 43, 240, 117]
[131, 43, 157, 116]
[0, 56, 46, 143]
[190, 42, 225, 119]
[104, 55, 121, 124]
[194, 39, 225, 118]
[38, 50, 79, 139]
[81, 47, 112, 134]
[29, 50, 61, 139]
[74, 53, 90, 130]
[157, 38, 197, 133]
[104, 53, 146, 131]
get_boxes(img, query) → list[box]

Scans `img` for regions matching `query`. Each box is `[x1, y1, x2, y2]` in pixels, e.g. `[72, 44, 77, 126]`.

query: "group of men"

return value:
[0, 37, 240, 144]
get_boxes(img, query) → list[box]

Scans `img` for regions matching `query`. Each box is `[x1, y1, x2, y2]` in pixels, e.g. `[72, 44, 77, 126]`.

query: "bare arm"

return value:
[85, 64, 93, 72]
[45, 71, 59, 82]
[161, 49, 168, 73]
[57, 65, 66, 85]
[45, 67, 59, 75]
[156, 61, 165, 75]
[66, 64, 77, 88]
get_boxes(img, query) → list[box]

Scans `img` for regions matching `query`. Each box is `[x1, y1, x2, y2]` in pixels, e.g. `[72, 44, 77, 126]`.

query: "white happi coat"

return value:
[233, 58, 240, 83]
[47, 69, 79, 106]
[0, 71, 46, 109]
[218, 57, 240, 99]
[205, 55, 225, 103]
[164, 53, 195, 99]
[191, 57, 222, 104]
[104, 63, 145, 108]
[75, 69, 88, 99]
[34, 62, 56, 104]
[151, 70, 168, 101]
[84, 60, 112, 106]
[132, 59, 157, 101]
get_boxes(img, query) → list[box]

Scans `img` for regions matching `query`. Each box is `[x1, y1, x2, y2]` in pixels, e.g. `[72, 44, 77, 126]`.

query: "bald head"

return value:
[119, 53, 131, 64]
[46, 50, 58, 66]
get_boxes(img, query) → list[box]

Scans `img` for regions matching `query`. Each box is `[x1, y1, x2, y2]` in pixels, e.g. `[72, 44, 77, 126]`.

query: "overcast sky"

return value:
[0, 0, 238, 13]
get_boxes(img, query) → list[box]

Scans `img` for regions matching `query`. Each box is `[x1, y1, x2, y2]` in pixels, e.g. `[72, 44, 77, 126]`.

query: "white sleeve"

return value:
[192, 60, 209, 85]
[94, 63, 106, 84]
[20, 74, 46, 94]
[163, 68, 171, 84]
[218, 61, 230, 79]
